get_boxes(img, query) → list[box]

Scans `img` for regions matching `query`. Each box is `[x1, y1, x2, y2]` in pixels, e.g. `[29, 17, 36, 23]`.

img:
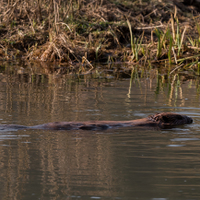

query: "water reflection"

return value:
[0, 62, 199, 200]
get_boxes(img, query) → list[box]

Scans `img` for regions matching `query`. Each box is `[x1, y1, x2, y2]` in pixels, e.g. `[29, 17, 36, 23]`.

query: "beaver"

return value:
[0, 113, 193, 131]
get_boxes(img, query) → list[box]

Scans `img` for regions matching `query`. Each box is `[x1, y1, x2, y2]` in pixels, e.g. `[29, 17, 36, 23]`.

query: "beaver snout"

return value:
[187, 117, 193, 124]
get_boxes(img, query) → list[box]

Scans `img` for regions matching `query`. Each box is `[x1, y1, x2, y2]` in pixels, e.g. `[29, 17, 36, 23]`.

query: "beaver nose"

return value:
[188, 117, 193, 124]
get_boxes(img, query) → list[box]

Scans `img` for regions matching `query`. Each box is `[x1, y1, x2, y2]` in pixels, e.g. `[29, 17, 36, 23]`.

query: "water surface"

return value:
[0, 63, 199, 200]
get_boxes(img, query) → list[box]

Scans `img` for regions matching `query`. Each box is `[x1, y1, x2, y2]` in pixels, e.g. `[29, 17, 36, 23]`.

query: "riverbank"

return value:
[1, 0, 200, 69]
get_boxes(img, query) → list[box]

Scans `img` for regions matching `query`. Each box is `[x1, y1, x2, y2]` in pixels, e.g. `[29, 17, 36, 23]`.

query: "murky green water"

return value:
[0, 63, 200, 200]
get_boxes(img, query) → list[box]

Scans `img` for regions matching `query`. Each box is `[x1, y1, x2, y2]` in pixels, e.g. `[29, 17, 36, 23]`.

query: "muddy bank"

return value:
[1, 0, 200, 67]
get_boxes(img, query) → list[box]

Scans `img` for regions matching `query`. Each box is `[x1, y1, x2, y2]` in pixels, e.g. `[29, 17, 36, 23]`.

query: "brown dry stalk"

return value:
[23, 3, 35, 34]
[40, 43, 53, 61]
[82, 56, 94, 69]
[53, 0, 59, 34]
[180, 26, 188, 46]
[171, 14, 175, 43]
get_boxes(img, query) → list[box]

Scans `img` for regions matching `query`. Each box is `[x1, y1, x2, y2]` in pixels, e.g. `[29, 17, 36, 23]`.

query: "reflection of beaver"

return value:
[0, 113, 193, 131]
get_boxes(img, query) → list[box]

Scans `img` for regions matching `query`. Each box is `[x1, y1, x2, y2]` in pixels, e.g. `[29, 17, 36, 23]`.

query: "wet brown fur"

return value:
[0, 112, 193, 131]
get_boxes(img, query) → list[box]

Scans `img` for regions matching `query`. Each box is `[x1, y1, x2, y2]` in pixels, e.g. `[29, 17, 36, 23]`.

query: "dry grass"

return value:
[1, 0, 200, 72]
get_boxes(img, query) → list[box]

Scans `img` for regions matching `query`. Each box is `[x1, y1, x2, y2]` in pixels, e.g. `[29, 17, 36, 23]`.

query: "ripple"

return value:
[0, 133, 30, 142]
[167, 144, 185, 147]
[151, 198, 168, 200]
[170, 138, 200, 142]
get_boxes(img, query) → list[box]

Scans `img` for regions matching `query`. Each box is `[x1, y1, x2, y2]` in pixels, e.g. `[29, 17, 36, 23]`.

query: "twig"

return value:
[170, 64, 184, 74]
[82, 56, 94, 69]
[144, 9, 158, 18]
[135, 25, 164, 30]
[56, 22, 72, 32]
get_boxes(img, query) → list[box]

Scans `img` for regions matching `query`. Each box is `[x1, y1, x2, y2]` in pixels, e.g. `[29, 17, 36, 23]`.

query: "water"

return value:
[0, 63, 199, 200]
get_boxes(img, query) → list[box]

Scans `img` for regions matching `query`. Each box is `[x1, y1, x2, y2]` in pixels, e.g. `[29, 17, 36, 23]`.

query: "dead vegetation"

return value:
[1, 0, 200, 70]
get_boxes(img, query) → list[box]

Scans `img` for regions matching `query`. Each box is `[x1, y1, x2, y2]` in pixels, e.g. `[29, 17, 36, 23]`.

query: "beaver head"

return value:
[148, 113, 193, 128]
